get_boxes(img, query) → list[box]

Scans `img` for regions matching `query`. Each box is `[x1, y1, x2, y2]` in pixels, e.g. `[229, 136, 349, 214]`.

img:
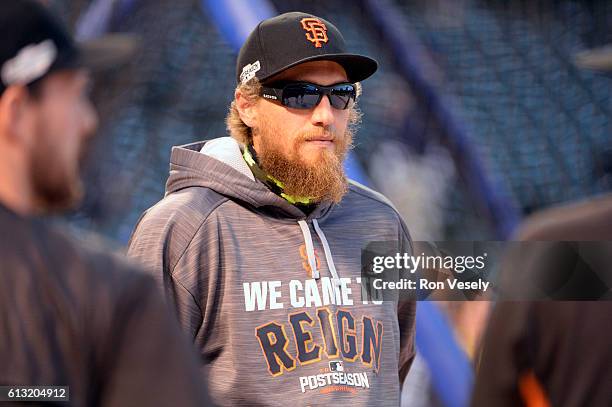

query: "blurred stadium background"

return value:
[47, 0, 610, 245]
[42, 1, 610, 406]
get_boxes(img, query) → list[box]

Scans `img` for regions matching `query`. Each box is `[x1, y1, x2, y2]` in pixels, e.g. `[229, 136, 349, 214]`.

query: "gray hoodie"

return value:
[128, 137, 416, 406]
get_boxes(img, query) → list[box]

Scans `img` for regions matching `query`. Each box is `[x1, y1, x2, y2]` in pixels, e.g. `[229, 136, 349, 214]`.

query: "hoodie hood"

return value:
[165, 137, 333, 220]
[165, 137, 343, 283]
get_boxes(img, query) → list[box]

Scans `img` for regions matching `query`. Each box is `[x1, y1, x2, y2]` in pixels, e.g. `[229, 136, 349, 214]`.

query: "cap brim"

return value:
[76, 34, 139, 72]
[261, 53, 378, 83]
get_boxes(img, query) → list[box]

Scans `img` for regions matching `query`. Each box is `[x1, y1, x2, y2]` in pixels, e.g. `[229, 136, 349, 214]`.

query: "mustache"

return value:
[295, 129, 338, 142]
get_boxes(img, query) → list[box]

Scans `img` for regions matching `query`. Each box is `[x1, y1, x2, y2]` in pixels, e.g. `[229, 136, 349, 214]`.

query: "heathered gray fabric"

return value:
[128, 138, 416, 406]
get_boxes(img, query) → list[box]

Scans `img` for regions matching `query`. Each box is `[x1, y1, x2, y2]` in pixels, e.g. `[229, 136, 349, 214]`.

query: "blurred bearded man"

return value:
[129, 12, 416, 406]
[0, 1, 211, 406]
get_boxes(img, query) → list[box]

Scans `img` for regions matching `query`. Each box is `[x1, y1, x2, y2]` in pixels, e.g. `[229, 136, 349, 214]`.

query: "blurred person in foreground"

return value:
[472, 194, 612, 407]
[129, 12, 416, 406]
[0, 1, 211, 406]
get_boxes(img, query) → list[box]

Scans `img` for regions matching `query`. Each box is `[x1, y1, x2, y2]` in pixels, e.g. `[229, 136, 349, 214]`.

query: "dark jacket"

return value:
[0, 203, 211, 406]
[472, 195, 612, 407]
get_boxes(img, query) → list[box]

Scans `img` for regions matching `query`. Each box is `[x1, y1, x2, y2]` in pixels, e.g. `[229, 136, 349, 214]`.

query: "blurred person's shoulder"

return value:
[0, 204, 102, 277]
[49, 220, 156, 289]
[0, 204, 158, 303]
[516, 193, 612, 240]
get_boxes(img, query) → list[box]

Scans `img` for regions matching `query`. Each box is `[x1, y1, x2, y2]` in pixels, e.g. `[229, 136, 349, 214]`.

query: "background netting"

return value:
[50, 0, 611, 242]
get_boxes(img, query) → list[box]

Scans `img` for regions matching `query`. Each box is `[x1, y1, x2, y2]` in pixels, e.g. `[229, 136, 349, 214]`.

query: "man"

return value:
[0, 1, 210, 406]
[129, 12, 416, 406]
[472, 195, 612, 407]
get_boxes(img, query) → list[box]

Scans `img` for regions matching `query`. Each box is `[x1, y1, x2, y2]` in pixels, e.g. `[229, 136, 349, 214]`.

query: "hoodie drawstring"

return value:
[297, 219, 341, 285]
[313, 219, 341, 285]
[298, 220, 320, 279]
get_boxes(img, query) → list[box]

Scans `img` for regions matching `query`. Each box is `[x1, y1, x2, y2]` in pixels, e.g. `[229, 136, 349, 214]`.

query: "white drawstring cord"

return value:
[312, 219, 342, 286]
[297, 220, 319, 279]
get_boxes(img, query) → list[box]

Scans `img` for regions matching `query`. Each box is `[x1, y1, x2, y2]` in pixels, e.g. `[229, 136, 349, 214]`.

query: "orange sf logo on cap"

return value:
[300, 17, 328, 48]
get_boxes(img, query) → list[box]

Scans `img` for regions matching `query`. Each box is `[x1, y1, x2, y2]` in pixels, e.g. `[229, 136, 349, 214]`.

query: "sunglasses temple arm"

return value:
[273, 88, 283, 101]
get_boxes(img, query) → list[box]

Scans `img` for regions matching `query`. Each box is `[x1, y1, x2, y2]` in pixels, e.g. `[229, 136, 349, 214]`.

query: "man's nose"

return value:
[310, 94, 334, 127]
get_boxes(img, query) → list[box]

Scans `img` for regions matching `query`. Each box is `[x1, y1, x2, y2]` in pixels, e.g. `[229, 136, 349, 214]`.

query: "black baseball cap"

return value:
[236, 12, 378, 84]
[0, 0, 137, 94]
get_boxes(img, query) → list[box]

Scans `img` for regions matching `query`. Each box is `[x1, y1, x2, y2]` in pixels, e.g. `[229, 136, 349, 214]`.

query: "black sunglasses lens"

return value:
[282, 84, 321, 109]
[277, 83, 356, 109]
[329, 84, 356, 109]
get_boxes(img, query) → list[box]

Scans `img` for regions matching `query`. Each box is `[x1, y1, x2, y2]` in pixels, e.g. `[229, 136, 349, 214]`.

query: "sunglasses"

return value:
[260, 81, 356, 110]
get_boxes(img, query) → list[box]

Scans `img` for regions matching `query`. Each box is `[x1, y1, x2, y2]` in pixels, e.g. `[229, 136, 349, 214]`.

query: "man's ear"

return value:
[0, 86, 31, 145]
[235, 88, 257, 128]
